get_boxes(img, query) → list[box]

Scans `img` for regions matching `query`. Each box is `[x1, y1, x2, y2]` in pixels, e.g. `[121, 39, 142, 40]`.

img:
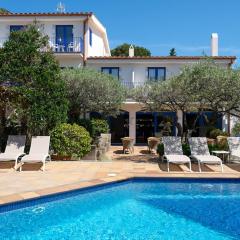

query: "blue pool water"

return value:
[0, 178, 240, 240]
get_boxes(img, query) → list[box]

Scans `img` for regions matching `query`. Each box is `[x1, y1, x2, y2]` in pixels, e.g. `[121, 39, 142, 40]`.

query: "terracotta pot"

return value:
[51, 155, 71, 161]
[207, 138, 216, 146]
[216, 136, 228, 146]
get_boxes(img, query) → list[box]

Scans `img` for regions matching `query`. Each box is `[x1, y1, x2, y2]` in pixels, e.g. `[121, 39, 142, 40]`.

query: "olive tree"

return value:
[62, 68, 126, 121]
[133, 60, 240, 135]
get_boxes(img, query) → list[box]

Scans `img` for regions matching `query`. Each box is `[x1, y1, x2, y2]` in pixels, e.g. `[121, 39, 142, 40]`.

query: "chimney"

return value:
[129, 45, 134, 57]
[211, 33, 218, 56]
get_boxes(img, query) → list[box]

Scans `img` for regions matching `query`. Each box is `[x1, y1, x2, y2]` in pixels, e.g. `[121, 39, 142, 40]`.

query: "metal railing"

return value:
[0, 36, 83, 53]
[48, 37, 83, 53]
[121, 80, 159, 89]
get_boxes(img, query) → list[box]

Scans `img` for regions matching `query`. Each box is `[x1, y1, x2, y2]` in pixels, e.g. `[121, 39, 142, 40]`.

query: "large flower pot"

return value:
[216, 136, 228, 147]
[51, 155, 72, 161]
[207, 138, 216, 146]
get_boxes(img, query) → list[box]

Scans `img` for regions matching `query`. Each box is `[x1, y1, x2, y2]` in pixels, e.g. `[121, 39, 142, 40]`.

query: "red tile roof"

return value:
[88, 56, 236, 61]
[0, 12, 92, 17]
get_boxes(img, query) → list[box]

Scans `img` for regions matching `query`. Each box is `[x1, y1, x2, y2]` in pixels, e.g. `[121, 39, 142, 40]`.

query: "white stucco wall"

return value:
[55, 56, 83, 68]
[87, 59, 231, 88]
[230, 115, 239, 134]
[87, 25, 105, 57]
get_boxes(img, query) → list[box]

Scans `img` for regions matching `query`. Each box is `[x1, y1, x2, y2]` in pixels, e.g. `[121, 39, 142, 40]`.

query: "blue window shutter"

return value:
[89, 28, 93, 46]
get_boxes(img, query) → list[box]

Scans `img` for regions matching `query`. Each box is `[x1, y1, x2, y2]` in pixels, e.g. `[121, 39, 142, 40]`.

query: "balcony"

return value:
[0, 37, 83, 54]
[48, 37, 83, 53]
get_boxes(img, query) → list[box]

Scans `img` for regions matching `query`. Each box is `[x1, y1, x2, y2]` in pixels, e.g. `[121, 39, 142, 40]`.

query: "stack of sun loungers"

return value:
[0, 135, 50, 171]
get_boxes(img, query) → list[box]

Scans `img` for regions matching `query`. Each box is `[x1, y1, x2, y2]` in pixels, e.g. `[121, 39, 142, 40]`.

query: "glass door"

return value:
[136, 112, 154, 144]
[56, 25, 73, 52]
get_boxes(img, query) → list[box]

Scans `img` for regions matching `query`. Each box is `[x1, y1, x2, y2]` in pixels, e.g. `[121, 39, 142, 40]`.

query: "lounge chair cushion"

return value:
[192, 155, 222, 164]
[227, 137, 240, 153]
[0, 153, 24, 161]
[162, 137, 183, 155]
[165, 154, 191, 163]
[21, 154, 49, 163]
[188, 137, 210, 156]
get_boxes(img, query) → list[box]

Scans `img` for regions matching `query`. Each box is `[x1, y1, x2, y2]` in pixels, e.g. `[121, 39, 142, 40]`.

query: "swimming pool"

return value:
[0, 178, 240, 240]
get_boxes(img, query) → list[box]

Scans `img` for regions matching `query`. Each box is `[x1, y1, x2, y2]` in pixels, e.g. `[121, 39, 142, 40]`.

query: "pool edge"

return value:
[1, 175, 240, 212]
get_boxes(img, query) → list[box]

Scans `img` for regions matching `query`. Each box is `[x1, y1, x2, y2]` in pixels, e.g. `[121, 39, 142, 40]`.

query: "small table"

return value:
[212, 150, 230, 163]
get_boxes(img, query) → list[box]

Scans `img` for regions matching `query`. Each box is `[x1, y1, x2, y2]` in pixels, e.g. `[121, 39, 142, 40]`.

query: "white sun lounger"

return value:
[19, 136, 50, 171]
[0, 135, 26, 169]
[227, 137, 240, 161]
[162, 137, 191, 172]
[188, 137, 223, 172]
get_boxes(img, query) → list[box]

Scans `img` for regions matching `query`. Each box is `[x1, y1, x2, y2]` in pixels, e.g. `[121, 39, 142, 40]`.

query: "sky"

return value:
[1, 0, 240, 63]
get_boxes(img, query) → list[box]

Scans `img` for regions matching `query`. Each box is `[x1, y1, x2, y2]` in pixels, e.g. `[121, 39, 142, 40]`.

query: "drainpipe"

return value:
[83, 16, 89, 66]
[227, 112, 231, 134]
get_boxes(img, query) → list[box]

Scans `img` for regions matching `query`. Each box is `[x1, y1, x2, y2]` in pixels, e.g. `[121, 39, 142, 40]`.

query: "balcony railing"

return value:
[121, 80, 159, 89]
[48, 37, 83, 53]
[0, 37, 83, 53]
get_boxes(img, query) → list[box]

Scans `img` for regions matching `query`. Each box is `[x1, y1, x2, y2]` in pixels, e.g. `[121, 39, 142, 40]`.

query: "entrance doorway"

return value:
[109, 111, 129, 144]
[136, 112, 154, 143]
[136, 112, 176, 144]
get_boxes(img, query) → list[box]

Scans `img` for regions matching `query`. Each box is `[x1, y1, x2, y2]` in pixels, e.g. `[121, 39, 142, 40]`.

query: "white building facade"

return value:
[87, 56, 235, 143]
[0, 12, 237, 144]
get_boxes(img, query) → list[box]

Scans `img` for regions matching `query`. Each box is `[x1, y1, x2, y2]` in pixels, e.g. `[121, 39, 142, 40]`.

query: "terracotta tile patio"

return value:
[0, 146, 240, 205]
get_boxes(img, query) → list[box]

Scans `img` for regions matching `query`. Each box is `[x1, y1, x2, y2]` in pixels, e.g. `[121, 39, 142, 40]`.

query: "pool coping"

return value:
[1, 173, 240, 210]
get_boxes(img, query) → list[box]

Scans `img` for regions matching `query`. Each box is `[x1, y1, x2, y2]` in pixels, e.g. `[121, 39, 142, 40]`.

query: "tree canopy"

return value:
[0, 8, 10, 14]
[169, 48, 177, 56]
[0, 24, 68, 136]
[111, 43, 151, 57]
[61, 67, 126, 121]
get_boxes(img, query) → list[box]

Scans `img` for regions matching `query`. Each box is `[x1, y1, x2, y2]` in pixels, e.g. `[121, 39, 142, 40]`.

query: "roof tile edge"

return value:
[87, 56, 236, 60]
[0, 12, 93, 17]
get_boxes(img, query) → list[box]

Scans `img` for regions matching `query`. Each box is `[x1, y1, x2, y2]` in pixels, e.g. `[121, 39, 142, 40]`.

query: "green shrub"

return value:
[209, 129, 228, 139]
[157, 143, 164, 156]
[232, 122, 240, 137]
[91, 119, 109, 138]
[208, 143, 228, 152]
[206, 126, 218, 138]
[77, 118, 109, 140]
[78, 119, 93, 137]
[182, 143, 191, 156]
[51, 123, 91, 158]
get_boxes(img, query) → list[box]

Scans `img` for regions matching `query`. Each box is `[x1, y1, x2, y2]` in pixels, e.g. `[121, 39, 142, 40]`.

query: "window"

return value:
[89, 28, 93, 46]
[55, 25, 73, 52]
[101, 67, 119, 79]
[148, 67, 166, 81]
[10, 25, 24, 32]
